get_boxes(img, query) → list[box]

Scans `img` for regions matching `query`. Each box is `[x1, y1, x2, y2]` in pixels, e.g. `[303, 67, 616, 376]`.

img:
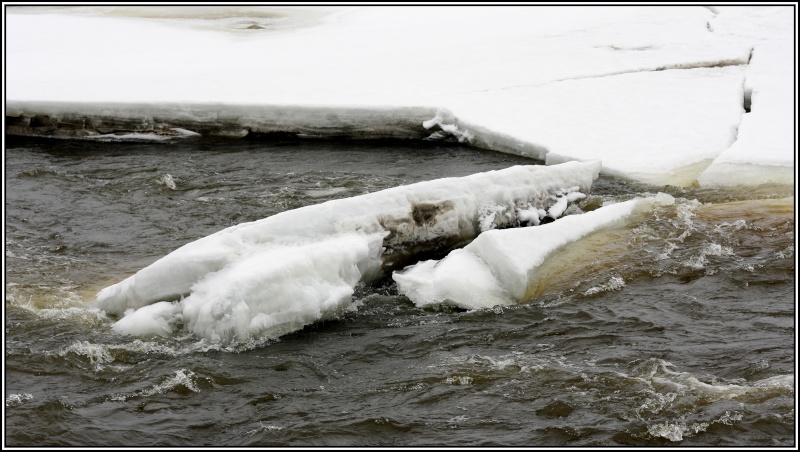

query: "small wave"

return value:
[647, 419, 710, 442]
[110, 369, 203, 402]
[637, 391, 677, 415]
[5, 250, 29, 260]
[15, 168, 60, 179]
[389, 381, 429, 392]
[447, 415, 470, 426]
[673, 199, 702, 242]
[640, 198, 702, 262]
[5, 393, 34, 408]
[752, 374, 794, 390]
[714, 218, 748, 233]
[302, 187, 350, 198]
[776, 245, 794, 259]
[143, 369, 202, 395]
[631, 358, 794, 438]
[119, 338, 184, 356]
[50, 335, 272, 367]
[682, 242, 734, 270]
[636, 359, 794, 400]
[647, 410, 744, 442]
[49, 338, 191, 374]
[157, 174, 177, 190]
[38, 307, 109, 327]
[245, 422, 285, 437]
[442, 351, 575, 375]
[460, 353, 521, 371]
[444, 376, 473, 385]
[56, 341, 115, 371]
[6, 282, 114, 338]
[583, 275, 625, 296]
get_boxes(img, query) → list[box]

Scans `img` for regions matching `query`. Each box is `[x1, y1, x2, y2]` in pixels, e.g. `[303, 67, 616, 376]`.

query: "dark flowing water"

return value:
[4, 138, 795, 447]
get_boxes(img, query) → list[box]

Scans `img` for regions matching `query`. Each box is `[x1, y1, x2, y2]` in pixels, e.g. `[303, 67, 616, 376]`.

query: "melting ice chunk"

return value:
[96, 161, 601, 343]
[394, 195, 673, 309]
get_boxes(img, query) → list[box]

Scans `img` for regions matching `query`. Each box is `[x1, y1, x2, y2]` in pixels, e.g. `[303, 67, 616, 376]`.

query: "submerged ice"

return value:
[99, 161, 600, 343]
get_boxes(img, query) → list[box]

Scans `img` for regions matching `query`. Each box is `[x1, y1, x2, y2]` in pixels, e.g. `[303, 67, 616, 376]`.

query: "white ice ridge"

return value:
[393, 193, 675, 310]
[98, 161, 600, 342]
[7, 6, 793, 187]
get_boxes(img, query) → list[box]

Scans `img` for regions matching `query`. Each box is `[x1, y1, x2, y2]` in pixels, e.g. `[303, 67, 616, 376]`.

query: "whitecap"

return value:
[5, 393, 34, 408]
[157, 173, 177, 190]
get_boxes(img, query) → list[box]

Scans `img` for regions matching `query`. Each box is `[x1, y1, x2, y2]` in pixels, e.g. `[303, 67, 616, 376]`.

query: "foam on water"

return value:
[157, 173, 177, 190]
[434, 349, 793, 443]
[630, 359, 794, 442]
[56, 341, 115, 371]
[43, 338, 201, 375]
[6, 284, 109, 329]
[444, 376, 474, 386]
[582, 275, 626, 296]
[110, 369, 204, 402]
[245, 422, 286, 437]
[303, 187, 350, 198]
[682, 242, 735, 270]
[5, 393, 34, 408]
[440, 350, 577, 376]
[647, 419, 715, 442]
[639, 359, 795, 401]
[636, 195, 794, 278]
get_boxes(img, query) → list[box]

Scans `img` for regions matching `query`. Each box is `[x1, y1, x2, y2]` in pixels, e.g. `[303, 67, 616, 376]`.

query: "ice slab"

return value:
[394, 194, 674, 310]
[698, 7, 795, 187]
[180, 233, 383, 344]
[442, 66, 747, 186]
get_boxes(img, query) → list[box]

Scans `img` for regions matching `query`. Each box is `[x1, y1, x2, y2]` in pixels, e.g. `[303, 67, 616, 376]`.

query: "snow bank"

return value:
[5, 7, 745, 106]
[98, 161, 600, 342]
[394, 194, 674, 310]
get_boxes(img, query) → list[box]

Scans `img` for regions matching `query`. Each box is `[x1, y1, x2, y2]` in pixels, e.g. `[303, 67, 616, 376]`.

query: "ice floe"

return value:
[394, 194, 675, 310]
[98, 162, 600, 342]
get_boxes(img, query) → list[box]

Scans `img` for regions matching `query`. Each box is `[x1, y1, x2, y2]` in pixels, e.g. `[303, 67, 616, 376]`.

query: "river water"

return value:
[4, 137, 795, 447]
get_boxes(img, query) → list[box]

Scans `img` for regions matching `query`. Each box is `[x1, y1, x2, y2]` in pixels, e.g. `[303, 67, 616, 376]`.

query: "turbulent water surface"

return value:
[4, 138, 795, 447]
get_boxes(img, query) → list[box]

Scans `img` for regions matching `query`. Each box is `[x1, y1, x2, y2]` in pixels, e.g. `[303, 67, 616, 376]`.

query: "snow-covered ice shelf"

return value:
[5, 6, 794, 187]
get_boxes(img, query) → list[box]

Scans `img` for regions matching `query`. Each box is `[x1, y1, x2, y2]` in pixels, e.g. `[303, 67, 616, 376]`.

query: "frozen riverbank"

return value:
[6, 6, 794, 187]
